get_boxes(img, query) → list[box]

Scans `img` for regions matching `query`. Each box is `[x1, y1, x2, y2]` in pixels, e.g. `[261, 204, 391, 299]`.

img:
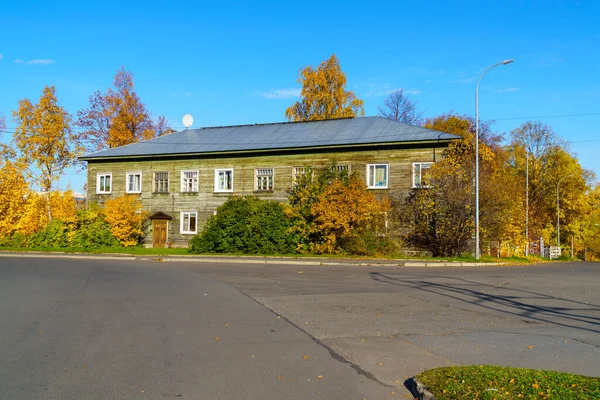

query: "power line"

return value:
[488, 112, 600, 121]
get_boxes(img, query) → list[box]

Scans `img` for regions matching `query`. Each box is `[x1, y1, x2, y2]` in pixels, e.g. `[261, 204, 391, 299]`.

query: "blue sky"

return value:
[1, 0, 599, 192]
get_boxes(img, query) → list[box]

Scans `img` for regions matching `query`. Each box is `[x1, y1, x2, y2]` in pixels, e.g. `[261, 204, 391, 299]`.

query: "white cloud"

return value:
[0, 53, 3, 60]
[496, 87, 520, 93]
[183, 92, 192, 97]
[26, 59, 55, 65]
[14, 59, 24, 64]
[258, 88, 301, 99]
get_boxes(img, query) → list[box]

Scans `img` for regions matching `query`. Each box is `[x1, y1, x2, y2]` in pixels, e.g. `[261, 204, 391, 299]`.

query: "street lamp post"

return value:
[475, 59, 514, 260]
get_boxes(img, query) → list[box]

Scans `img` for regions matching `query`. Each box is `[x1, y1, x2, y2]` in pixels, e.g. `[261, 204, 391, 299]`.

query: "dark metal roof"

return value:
[80, 116, 459, 160]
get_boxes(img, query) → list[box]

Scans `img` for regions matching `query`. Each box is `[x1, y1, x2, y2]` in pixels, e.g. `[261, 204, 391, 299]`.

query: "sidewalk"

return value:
[0, 250, 506, 267]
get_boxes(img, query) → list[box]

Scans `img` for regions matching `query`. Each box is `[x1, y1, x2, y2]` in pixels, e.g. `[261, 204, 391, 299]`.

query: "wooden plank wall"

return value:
[86, 146, 440, 247]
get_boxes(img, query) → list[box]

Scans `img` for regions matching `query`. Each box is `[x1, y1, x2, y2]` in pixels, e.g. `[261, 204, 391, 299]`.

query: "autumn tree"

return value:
[378, 89, 423, 125]
[77, 67, 167, 151]
[287, 166, 393, 255]
[285, 54, 364, 122]
[0, 160, 29, 237]
[508, 121, 591, 249]
[401, 114, 524, 256]
[103, 195, 148, 246]
[12, 86, 80, 222]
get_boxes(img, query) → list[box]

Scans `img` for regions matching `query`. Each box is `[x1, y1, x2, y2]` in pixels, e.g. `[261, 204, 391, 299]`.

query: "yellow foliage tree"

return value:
[12, 86, 80, 222]
[285, 54, 364, 122]
[103, 195, 148, 246]
[310, 175, 390, 254]
[15, 191, 77, 236]
[403, 114, 525, 256]
[77, 67, 163, 152]
[0, 160, 29, 237]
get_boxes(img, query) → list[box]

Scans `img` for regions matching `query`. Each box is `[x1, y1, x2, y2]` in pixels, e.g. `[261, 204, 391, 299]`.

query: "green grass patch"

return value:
[417, 365, 600, 399]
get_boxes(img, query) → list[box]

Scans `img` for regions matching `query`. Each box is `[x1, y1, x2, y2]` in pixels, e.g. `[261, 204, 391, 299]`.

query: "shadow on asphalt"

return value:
[369, 272, 600, 335]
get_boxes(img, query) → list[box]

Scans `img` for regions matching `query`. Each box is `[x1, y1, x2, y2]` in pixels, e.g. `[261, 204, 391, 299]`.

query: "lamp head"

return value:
[502, 59, 514, 65]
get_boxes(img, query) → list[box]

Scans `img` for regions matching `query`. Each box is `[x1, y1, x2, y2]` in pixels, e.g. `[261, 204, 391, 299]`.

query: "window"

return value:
[413, 162, 433, 188]
[330, 164, 349, 174]
[255, 168, 274, 191]
[154, 172, 169, 193]
[180, 211, 197, 234]
[215, 169, 233, 192]
[126, 172, 142, 193]
[367, 164, 388, 189]
[181, 170, 198, 192]
[292, 166, 311, 186]
[96, 173, 112, 194]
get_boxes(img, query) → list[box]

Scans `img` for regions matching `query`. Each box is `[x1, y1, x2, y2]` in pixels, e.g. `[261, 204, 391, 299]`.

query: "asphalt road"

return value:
[1, 256, 599, 399]
[0, 257, 393, 400]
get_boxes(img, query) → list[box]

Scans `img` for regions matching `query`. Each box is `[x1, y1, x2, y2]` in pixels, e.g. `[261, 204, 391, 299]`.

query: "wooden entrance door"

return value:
[153, 220, 168, 248]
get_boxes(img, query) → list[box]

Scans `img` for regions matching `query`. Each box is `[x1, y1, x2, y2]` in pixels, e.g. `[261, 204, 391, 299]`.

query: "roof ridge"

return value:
[198, 116, 370, 131]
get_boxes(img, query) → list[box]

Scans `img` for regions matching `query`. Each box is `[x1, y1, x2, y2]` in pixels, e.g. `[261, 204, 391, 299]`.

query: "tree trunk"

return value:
[45, 190, 53, 223]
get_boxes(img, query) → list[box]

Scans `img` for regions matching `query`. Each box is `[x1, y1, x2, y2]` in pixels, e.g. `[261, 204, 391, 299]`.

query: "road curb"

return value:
[405, 377, 437, 400]
[0, 251, 507, 267]
[0, 252, 137, 261]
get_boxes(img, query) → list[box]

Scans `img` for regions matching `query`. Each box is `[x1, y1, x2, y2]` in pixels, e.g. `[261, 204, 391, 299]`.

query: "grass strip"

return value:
[417, 365, 600, 399]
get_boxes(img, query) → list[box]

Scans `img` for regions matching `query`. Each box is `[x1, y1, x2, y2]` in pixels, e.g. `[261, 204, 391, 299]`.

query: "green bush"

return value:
[0, 232, 29, 248]
[189, 197, 300, 254]
[70, 209, 120, 248]
[24, 207, 119, 249]
[28, 219, 71, 248]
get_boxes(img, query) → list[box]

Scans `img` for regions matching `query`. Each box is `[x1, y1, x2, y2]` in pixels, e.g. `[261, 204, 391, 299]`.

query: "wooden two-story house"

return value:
[80, 116, 459, 247]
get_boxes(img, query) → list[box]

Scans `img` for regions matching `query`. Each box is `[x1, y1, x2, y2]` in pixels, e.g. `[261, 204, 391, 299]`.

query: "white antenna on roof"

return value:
[182, 114, 194, 130]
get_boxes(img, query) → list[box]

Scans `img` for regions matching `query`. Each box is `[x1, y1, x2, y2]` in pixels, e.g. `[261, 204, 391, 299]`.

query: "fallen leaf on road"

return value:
[377, 362, 383, 366]
[225, 324, 229, 327]
[317, 375, 323, 379]
[214, 337, 220, 341]
[298, 271, 304, 274]
[303, 355, 309, 359]
[527, 345, 533, 349]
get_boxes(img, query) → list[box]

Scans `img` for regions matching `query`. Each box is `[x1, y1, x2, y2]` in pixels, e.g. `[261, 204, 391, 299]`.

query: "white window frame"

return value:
[154, 171, 169, 193]
[330, 164, 349, 174]
[292, 166, 312, 187]
[366, 164, 389, 189]
[180, 170, 199, 193]
[412, 162, 433, 188]
[214, 168, 234, 192]
[96, 173, 112, 194]
[180, 211, 198, 234]
[125, 172, 142, 194]
[255, 168, 274, 191]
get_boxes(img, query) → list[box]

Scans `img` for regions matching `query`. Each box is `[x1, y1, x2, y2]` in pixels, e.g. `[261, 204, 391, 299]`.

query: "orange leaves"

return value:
[309, 175, 390, 254]
[285, 54, 364, 122]
[11, 86, 79, 203]
[77, 67, 157, 152]
[103, 195, 148, 247]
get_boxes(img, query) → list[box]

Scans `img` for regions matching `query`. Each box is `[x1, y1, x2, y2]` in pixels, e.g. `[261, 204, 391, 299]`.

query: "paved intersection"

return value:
[1, 255, 598, 399]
